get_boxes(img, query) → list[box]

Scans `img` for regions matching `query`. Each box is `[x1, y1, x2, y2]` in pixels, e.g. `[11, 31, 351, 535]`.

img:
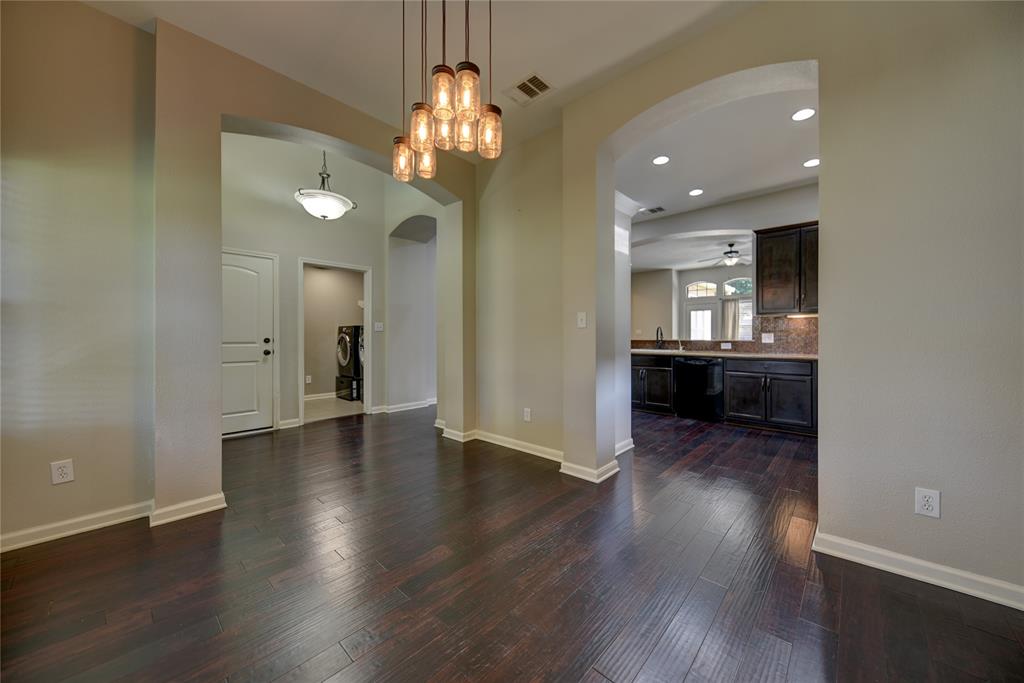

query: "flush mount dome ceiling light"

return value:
[652, 155, 670, 166]
[294, 151, 356, 220]
[803, 158, 820, 168]
[792, 108, 816, 121]
[688, 188, 704, 197]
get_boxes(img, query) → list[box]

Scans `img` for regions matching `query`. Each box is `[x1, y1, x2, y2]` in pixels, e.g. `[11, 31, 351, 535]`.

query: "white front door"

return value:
[222, 252, 275, 434]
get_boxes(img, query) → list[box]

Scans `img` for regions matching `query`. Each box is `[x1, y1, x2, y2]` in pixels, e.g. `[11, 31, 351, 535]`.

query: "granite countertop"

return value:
[631, 349, 818, 361]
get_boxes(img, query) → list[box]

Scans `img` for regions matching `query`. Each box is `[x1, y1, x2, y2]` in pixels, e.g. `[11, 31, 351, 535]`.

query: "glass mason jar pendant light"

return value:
[435, 118, 455, 151]
[477, 0, 502, 159]
[456, 118, 476, 152]
[393, 2, 413, 182]
[432, 65, 455, 121]
[477, 104, 502, 159]
[409, 102, 434, 153]
[417, 147, 437, 179]
[392, 136, 414, 182]
[455, 61, 480, 121]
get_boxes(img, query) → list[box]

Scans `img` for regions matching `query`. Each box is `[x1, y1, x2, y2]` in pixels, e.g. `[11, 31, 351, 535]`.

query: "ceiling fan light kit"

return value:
[392, 0, 502, 183]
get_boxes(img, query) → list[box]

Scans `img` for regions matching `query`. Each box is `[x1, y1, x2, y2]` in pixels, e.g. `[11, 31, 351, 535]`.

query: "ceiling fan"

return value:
[698, 242, 750, 267]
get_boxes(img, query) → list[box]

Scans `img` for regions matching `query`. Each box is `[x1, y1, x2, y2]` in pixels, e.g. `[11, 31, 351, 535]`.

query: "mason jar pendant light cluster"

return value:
[392, 0, 501, 183]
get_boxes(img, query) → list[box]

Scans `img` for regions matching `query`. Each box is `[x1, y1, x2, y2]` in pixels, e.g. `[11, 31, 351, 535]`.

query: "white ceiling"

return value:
[91, 0, 730, 151]
[630, 232, 752, 272]
[617, 88, 819, 222]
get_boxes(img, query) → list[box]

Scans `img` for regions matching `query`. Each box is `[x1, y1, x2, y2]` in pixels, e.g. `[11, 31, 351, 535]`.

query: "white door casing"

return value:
[222, 252, 275, 433]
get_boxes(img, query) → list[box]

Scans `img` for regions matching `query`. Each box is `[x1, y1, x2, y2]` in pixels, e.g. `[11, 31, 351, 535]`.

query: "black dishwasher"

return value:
[673, 357, 724, 421]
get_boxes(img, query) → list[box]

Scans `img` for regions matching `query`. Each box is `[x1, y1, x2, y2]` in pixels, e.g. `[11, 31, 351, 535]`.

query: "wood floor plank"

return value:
[3, 408, 1022, 682]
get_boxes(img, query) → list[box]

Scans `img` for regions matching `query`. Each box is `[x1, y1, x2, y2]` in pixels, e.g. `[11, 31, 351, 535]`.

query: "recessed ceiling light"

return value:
[688, 188, 704, 197]
[792, 108, 816, 121]
[803, 158, 820, 168]
[652, 155, 670, 166]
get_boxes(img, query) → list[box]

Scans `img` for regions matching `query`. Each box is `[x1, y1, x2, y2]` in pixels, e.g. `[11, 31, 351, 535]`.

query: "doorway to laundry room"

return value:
[300, 262, 369, 424]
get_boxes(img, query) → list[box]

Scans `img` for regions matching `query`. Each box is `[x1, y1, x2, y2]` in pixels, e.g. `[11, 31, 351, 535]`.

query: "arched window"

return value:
[723, 277, 753, 296]
[685, 281, 717, 298]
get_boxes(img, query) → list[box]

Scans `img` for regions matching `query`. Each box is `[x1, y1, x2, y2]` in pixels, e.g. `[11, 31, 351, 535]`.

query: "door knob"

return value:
[263, 349, 271, 356]
[264, 337, 271, 344]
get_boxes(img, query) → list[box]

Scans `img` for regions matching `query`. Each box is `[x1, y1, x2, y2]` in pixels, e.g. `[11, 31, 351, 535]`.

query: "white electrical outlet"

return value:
[523, 408, 532, 422]
[374, 322, 384, 332]
[761, 333, 775, 344]
[576, 312, 588, 329]
[305, 375, 312, 384]
[915, 487, 940, 518]
[721, 342, 733, 350]
[50, 459, 74, 485]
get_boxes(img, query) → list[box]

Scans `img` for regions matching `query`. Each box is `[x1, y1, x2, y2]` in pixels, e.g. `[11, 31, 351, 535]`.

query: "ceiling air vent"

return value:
[504, 73, 553, 107]
[643, 207, 665, 215]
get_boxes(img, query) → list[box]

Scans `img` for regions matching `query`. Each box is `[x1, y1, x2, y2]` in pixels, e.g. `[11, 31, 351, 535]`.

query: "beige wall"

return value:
[476, 127, 564, 452]
[630, 270, 676, 340]
[554, 1, 1022, 587]
[303, 267, 364, 397]
[1, 2, 155, 539]
[386, 237, 437, 407]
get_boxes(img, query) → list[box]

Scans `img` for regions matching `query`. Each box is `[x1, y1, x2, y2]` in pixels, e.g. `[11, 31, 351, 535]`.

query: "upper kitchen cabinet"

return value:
[755, 222, 819, 315]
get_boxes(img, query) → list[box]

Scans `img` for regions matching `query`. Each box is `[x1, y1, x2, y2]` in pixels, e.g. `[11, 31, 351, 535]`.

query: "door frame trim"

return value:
[297, 257, 373, 426]
[222, 248, 281, 431]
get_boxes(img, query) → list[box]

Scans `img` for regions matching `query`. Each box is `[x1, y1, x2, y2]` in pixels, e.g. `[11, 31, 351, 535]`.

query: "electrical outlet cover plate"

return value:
[374, 322, 384, 332]
[915, 487, 940, 518]
[50, 459, 74, 485]
[761, 332, 775, 344]
[305, 375, 312, 384]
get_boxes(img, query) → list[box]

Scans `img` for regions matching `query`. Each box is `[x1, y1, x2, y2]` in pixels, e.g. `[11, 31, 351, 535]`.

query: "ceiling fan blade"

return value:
[696, 256, 723, 262]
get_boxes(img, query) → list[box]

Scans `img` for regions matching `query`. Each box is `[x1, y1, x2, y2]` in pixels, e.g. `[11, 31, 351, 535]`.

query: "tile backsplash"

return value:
[632, 315, 818, 356]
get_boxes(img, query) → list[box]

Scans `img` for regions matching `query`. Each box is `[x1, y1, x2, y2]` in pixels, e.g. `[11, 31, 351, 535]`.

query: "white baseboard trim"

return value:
[150, 492, 227, 528]
[812, 530, 1024, 610]
[370, 399, 438, 415]
[472, 430, 564, 463]
[1, 500, 154, 552]
[434, 418, 446, 429]
[559, 459, 621, 484]
[303, 392, 337, 401]
[442, 427, 475, 442]
[278, 418, 302, 429]
[615, 438, 635, 455]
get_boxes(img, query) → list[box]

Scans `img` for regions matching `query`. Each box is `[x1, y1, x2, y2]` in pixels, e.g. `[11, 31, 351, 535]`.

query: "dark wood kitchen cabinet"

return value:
[631, 355, 674, 414]
[755, 222, 818, 315]
[724, 359, 816, 433]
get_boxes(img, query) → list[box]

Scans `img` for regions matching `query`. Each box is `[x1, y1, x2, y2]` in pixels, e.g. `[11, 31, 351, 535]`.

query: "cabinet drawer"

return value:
[631, 355, 673, 368]
[725, 359, 813, 376]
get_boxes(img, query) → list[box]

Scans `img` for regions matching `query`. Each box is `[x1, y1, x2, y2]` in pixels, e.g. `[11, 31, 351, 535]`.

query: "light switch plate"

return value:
[523, 408, 532, 422]
[374, 322, 384, 332]
[721, 342, 733, 350]
[305, 375, 312, 384]
[761, 333, 775, 344]
[576, 312, 587, 329]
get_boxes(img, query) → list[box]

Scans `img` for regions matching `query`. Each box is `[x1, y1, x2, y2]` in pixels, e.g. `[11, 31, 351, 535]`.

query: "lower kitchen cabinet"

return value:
[631, 355, 674, 414]
[724, 359, 816, 433]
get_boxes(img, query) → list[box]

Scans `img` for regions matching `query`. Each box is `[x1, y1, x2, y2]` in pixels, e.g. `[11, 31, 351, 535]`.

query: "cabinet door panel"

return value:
[757, 228, 801, 314]
[644, 368, 674, 413]
[766, 374, 814, 428]
[725, 372, 766, 421]
[631, 367, 644, 408]
[800, 226, 819, 313]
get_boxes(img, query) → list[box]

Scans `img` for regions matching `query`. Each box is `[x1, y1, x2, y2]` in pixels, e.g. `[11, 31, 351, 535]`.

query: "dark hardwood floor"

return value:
[2, 409, 1022, 682]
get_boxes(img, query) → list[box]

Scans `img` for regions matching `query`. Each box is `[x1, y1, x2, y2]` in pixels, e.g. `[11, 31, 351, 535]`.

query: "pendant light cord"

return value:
[421, 0, 427, 101]
[401, 0, 406, 131]
[465, 0, 470, 61]
[442, 0, 447, 65]
[488, 0, 492, 102]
